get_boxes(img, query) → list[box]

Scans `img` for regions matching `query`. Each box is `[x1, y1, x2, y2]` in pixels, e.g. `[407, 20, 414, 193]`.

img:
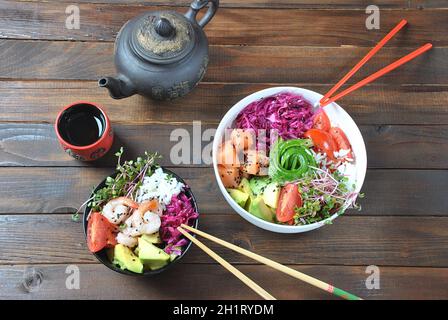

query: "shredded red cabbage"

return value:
[235, 92, 314, 149]
[160, 193, 198, 255]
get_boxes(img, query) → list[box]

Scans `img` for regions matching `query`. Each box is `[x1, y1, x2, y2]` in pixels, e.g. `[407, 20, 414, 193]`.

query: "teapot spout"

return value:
[98, 76, 136, 99]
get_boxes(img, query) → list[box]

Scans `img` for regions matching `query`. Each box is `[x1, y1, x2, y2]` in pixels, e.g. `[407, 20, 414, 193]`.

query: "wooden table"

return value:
[0, 0, 447, 300]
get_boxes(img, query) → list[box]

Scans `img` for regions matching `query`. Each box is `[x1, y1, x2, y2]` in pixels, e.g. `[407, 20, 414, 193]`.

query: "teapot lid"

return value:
[131, 11, 195, 64]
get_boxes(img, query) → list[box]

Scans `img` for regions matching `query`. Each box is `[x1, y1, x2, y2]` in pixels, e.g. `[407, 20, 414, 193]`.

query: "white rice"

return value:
[135, 167, 184, 208]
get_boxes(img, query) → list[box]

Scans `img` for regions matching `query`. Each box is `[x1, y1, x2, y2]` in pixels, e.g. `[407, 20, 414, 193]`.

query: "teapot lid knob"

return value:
[154, 17, 175, 38]
[132, 12, 195, 64]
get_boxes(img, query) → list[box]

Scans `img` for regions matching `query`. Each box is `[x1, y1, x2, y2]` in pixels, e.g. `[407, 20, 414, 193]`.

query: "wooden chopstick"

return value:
[320, 19, 408, 106]
[181, 224, 362, 300]
[177, 227, 276, 300]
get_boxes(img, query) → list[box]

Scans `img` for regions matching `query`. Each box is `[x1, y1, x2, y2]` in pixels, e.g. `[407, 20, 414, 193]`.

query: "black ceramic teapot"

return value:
[99, 0, 219, 100]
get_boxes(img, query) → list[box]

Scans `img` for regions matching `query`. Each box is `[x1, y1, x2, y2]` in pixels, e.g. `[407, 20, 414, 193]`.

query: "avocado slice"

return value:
[244, 195, 252, 211]
[227, 188, 249, 208]
[113, 244, 144, 274]
[147, 259, 169, 270]
[249, 176, 271, 196]
[238, 178, 253, 197]
[247, 196, 274, 222]
[137, 237, 170, 271]
[141, 232, 162, 244]
[262, 182, 280, 208]
[239, 177, 255, 211]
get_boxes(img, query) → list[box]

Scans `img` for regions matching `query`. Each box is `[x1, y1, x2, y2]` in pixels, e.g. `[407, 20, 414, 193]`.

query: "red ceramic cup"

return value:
[55, 101, 114, 161]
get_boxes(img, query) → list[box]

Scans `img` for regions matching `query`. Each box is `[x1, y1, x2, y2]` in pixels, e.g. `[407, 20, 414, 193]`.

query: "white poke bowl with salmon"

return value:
[213, 87, 367, 233]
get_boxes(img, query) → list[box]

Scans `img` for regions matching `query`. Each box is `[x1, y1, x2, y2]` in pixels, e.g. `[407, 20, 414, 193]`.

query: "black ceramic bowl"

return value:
[83, 167, 199, 276]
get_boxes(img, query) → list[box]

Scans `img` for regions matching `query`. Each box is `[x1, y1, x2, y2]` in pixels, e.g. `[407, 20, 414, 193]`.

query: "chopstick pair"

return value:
[178, 224, 362, 300]
[319, 19, 432, 107]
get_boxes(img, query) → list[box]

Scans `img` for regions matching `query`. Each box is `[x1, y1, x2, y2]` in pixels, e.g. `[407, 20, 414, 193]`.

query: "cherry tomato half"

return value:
[313, 111, 331, 132]
[87, 211, 117, 253]
[276, 184, 302, 223]
[304, 128, 338, 161]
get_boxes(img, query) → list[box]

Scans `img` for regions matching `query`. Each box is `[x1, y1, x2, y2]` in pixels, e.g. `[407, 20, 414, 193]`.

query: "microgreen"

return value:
[291, 155, 362, 225]
[71, 212, 80, 222]
[73, 147, 161, 216]
[89, 147, 161, 212]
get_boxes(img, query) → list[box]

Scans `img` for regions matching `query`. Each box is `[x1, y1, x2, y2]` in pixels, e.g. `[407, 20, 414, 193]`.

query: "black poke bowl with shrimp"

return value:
[82, 148, 199, 276]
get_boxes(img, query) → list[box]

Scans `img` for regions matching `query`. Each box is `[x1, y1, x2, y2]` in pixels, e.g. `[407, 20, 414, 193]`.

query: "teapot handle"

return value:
[185, 0, 219, 28]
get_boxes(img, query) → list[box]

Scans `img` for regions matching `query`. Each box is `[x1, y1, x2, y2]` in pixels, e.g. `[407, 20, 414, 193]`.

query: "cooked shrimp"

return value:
[140, 212, 161, 234]
[139, 199, 163, 217]
[121, 200, 161, 237]
[116, 232, 137, 247]
[102, 197, 138, 225]
[124, 211, 144, 237]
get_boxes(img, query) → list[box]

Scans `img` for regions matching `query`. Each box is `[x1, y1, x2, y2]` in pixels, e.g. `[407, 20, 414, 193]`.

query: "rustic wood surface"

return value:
[0, 0, 447, 300]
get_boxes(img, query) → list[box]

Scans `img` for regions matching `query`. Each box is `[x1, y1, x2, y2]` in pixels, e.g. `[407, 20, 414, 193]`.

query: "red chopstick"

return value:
[321, 43, 433, 107]
[320, 19, 408, 106]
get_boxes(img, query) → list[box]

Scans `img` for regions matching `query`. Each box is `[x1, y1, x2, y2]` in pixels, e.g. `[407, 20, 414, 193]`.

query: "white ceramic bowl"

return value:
[213, 87, 367, 233]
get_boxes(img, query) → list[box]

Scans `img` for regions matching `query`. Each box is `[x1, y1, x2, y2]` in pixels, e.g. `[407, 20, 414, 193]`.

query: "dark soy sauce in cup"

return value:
[57, 103, 106, 146]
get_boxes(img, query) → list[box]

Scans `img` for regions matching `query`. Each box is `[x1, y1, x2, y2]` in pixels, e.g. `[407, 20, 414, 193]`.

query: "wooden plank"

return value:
[206, 46, 443, 84]
[413, 0, 448, 8]
[1, 214, 448, 267]
[13, 0, 410, 9]
[0, 2, 445, 46]
[362, 124, 448, 169]
[0, 167, 446, 216]
[1, 122, 448, 169]
[362, 169, 448, 216]
[0, 123, 216, 167]
[1, 81, 448, 125]
[0, 167, 224, 215]
[1, 263, 447, 299]
[0, 40, 442, 84]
